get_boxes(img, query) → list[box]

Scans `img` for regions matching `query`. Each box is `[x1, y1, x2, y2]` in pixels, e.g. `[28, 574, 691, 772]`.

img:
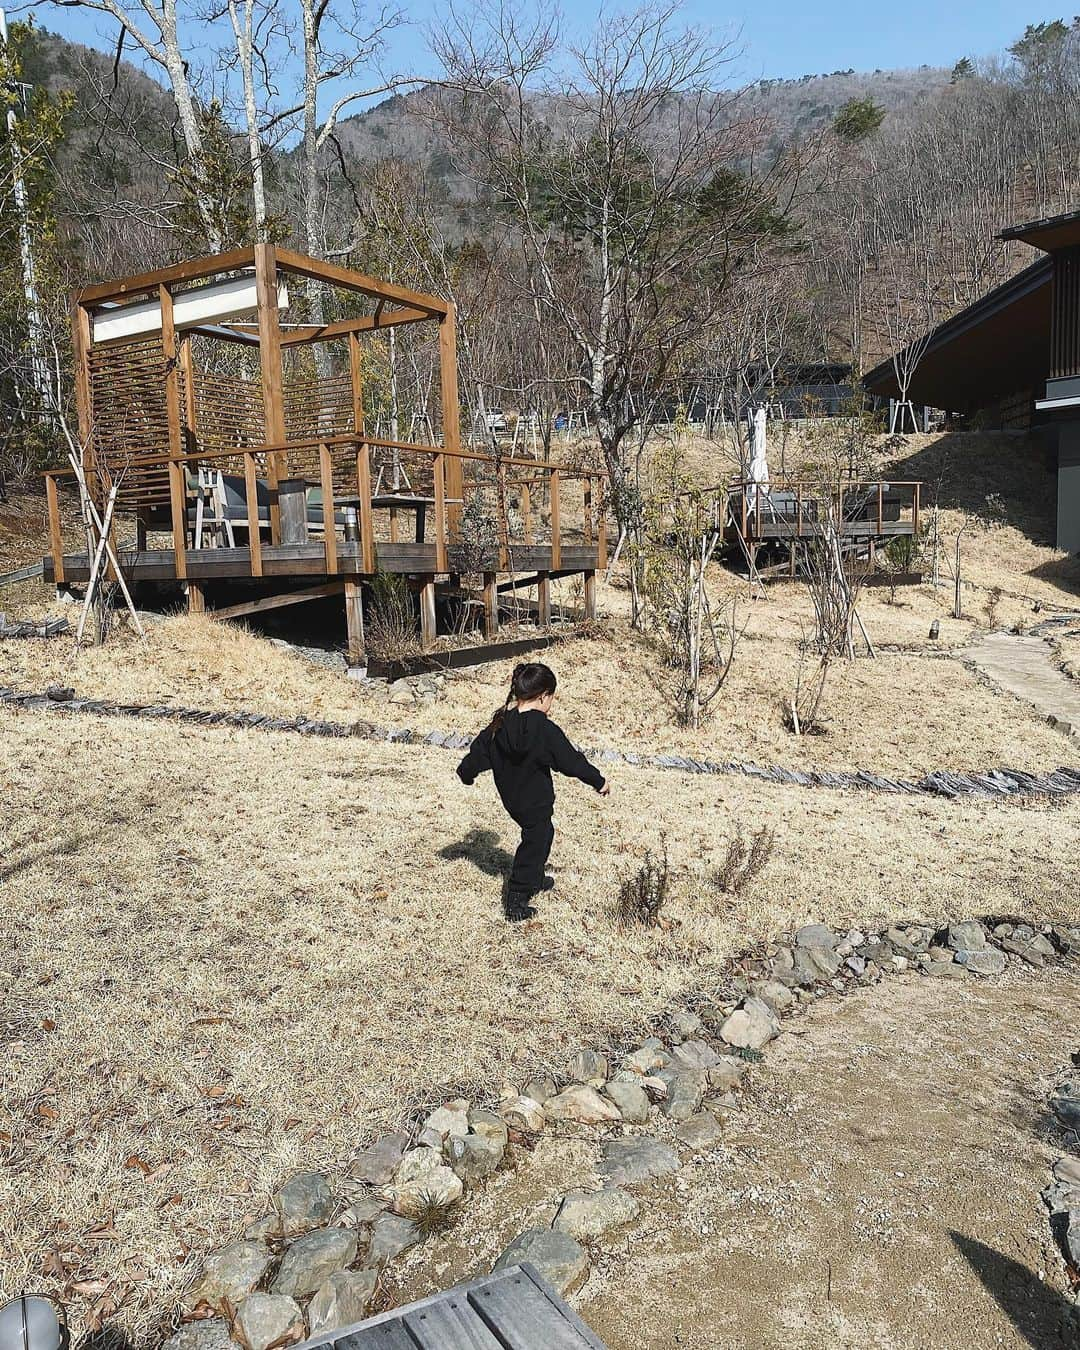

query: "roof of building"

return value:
[1000, 206, 1080, 253]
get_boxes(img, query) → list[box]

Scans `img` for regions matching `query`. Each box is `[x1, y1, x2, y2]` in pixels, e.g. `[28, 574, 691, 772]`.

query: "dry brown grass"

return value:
[1, 703, 1078, 1343]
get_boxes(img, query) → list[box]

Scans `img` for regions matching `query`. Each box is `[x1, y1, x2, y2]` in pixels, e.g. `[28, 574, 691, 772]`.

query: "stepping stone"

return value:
[493, 1228, 588, 1296]
[598, 1137, 680, 1187]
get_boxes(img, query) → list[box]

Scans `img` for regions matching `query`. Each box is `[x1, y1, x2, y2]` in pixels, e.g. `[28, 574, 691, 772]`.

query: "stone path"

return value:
[968, 631, 1080, 734]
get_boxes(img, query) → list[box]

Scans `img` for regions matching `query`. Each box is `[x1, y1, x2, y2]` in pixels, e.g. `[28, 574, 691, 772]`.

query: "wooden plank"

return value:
[274, 246, 446, 317]
[366, 631, 566, 680]
[433, 452, 448, 573]
[468, 1268, 592, 1349]
[439, 311, 464, 536]
[244, 451, 263, 577]
[583, 570, 596, 620]
[1, 559, 46, 587]
[254, 242, 285, 543]
[348, 331, 366, 437]
[597, 480, 607, 569]
[483, 571, 498, 639]
[186, 581, 206, 614]
[550, 470, 561, 570]
[319, 443, 338, 574]
[77, 246, 258, 305]
[521, 482, 533, 544]
[44, 475, 65, 585]
[357, 443, 376, 574]
[70, 300, 94, 479]
[345, 578, 365, 665]
[160, 284, 188, 581]
[336, 1324, 418, 1350]
[402, 1294, 502, 1350]
[517, 1263, 608, 1350]
[211, 581, 345, 622]
[279, 307, 431, 345]
[419, 575, 437, 651]
[537, 571, 551, 628]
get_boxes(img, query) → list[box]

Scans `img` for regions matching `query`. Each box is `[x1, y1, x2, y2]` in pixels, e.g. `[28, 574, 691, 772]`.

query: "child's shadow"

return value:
[438, 828, 514, 879]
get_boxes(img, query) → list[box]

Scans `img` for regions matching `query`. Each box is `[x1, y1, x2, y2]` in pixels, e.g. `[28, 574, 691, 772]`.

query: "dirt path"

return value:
[968, 631, 1080, 732]
[396, 969, 1080, 1349]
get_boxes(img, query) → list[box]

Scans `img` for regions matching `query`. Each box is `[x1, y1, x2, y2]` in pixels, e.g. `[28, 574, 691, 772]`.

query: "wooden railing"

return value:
[43, 436, 608, 583]
[727, 479, 921, 540]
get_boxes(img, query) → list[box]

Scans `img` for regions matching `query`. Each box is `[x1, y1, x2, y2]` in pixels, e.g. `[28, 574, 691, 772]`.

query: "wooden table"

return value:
[298, 1263, 607, 1349]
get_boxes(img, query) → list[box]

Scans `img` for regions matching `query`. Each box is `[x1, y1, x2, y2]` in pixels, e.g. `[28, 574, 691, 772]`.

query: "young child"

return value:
[456, 662, 610, 921]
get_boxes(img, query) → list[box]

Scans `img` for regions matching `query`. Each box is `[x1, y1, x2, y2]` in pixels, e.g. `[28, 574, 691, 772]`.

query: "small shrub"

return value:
[367, 571, 421, 661]
[985, 586, 1002, 629]
[408, 1189, 463, 1238]
[614, 839, 669, 928]
[715, 827, 775, 895]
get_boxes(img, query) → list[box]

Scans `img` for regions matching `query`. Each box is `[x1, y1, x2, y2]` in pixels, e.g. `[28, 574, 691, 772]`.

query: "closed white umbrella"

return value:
[747, 405, 769, 513]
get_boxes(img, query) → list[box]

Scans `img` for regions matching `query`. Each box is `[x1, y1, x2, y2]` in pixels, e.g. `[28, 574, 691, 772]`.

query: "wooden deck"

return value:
[724, 479, 921, 545]
[299, 1264, 608, 1350]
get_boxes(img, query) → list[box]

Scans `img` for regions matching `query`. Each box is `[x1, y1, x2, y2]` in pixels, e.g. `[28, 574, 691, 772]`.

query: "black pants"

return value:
[509, 815, 554, 897]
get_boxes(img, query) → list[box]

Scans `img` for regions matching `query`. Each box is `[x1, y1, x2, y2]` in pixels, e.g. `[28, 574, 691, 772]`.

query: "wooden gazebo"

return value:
[43, 245, 605, 659]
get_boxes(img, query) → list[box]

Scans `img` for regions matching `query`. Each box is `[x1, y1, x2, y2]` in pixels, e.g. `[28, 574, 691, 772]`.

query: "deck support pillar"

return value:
[419, 574, 437, 651]
[345, 578, 365, 666]
[186, 581, 205, 614]
[482, 571, 499, 639]
[789, 543, 796, 578]
[135, 514, 147, 552]
[537, 571, 551, 628]
[583, 569, 596, 620]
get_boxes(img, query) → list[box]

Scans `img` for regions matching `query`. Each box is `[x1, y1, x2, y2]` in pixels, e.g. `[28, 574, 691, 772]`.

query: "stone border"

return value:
[162, 915, 1079, 1350]
[5, 684, 1080, 803]
[1042, 1062, 1080, 1302]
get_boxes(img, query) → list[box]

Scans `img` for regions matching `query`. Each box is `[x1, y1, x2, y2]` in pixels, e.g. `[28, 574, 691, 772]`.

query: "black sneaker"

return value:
[538, 875, 555, 892]
[507, 903, 537, 923]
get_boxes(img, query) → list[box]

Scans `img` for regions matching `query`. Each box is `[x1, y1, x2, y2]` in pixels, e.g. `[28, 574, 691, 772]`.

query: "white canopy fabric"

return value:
[747, 405, 769, 511]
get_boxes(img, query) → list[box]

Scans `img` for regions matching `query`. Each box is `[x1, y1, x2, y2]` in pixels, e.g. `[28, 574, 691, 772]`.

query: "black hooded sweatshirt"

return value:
[456, 708, 605, 823]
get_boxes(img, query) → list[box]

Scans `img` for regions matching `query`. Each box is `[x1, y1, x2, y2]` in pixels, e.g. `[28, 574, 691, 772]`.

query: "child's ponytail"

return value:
[486, 662, 557, 733]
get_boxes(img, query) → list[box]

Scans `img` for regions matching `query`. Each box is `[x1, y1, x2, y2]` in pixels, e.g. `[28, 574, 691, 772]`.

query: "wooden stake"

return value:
[345, 578, 365, 665]
[419, 575, 437, 650]
[583, 569, 597, 620]
[537, 571, 551, 628]
[483, 571, 498, 638]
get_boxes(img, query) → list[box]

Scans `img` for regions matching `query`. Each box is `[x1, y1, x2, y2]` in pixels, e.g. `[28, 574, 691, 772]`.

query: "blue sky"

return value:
[21, 0, 1066, 95]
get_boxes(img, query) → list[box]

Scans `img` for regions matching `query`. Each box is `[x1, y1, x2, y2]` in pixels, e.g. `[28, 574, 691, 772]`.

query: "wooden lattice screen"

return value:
[88, 341, 175, 508]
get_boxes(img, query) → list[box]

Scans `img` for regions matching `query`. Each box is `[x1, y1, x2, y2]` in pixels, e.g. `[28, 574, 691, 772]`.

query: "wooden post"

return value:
[433, 451, 448, 572]
[913, 482, 920, 534]
[255, 242, 285, 543]
[186, 581, 205, 614]
[537, 570, 551, 627]
[439, 310, 463, 536]
[345, 578, 365, 666]
[877, 481, 883, 535]
[135, 514, 147, 551]
[319, 443, 338, 574]
[45, 473, 65, 584]
[584, 478, 594, 546]
[244, 450, 263, 577]
[583, 569, 596, 620]
[483, 570, 499, 638]
[348, 330, 365, 436]
[550, 468, 561, 571]
[70, 300, 93, 478]
[497, 461, 509, 568]
[159, 283, 187, 581]
[521, 482, 534, 544]
[356, 442, 375, 573]
[598, 479, 608, 569]
[419, 575, 437, 650]
[179, 335, 198, 450]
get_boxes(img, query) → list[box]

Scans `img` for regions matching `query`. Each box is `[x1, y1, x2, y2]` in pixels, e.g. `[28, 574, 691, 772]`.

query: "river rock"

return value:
[367, 1213, 420, 1265]
[544, 1084, 622, 1124]
[1050, 1082, 1080, 1132]
[553, 1188, 641, 1240]
[498, 1094, 546, 1132]
[349, 1132, 410, 1186]
[622, 1044, 671, 1075]
[669, 1039, 721, 1072]
[793, 946, 842, 983]
[162, 1321, 233, 1350]
[235, 1295, 303, 1350]
[447, 1130, 506, 1183]
[245, 1171, 333, 1241]
[603, 1078, 651, 1124]
[1065, 1210, 1080, 1269]
[387, 1149, 464, 1215]
[307, 1269, 379, 1336]
[418, 1099, 471, 1148]
[598, 1137, 680, 1187]
[272, 1228, 358, 1299]
[795, 923, 836, 949]
[186, 1241, 271, 1311]
[568, 1049, 609, 1087]
[522, 1077, 556, 1105]
[659, 1069, 705, 1121]
[493, 1229, 589, 1295]
[676, 1111, 725, 1151]
[1054, 1155, 1080, 1186]
[947, 921, 988, 952]
[719, 996, 780, 1050]
[670, 1009, 704, 1042]
[707, 1057, 748, 1092]
[752, 980, 794, 1014]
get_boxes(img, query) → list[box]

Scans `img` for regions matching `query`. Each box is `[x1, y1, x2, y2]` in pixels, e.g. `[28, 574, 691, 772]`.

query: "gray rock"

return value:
[669, 1009, 703, 1042]
[622, 1045, 671, 1075]
[675, 1112, 725, 1151]
[186, 1241, 271, 1311]
[793, 946, 842, 983]
[752, 980, 794, 1014]
[569, 1049, 609, 1087]
[349, 1132, 410, 1186]
[493, 1229, 589, 1296]
[1054, 1155, 1080, 1186]
[1065, 1210, 1080, 1269]
[1051, 926, 1075, 954]
[719, 996, 780, 1051]
[856, 941, 893, 968]
[521, 1077, 556, 1105]
[388, 1149, 464, 1215]
[544, 1084, 622, 1124]
[272, 1228, 358, 1299]
[954, 947, 1007, 976]
[602, 1079, 651, 1124]
[1043, 1180, 1080, 1214]
[1000, 936, 1047, 967]
[307, 1270, 379, 1336]
[947, 921, 988, 952]
[553, 1188, 641, 1240]
[925, 959, 966, 979]
[795, 923, 837, 950]
[447, 1131, 506, 1184]
[418, 1099, 471, 1148]
[886, 926, 930, 957]
[468, 1108, 509, 1149]
[235, 1294, 303, 1350]
[161, 1321, 233, 1350]
[598, 1137, 680, 1187]
[498, 1095, 546, 1132]
[1050, 1085, 1080, 1132]
[659, 1069, 706, 1121]
[245, 1171, 333, 1240]
[706, 1057, 748, 1093]
[366, 1214, 420, 1265]
[845, 956, 867, 976]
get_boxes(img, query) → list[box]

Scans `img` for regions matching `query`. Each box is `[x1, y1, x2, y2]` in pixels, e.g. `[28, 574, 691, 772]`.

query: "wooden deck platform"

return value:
[299, 1264, 607, 1350]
